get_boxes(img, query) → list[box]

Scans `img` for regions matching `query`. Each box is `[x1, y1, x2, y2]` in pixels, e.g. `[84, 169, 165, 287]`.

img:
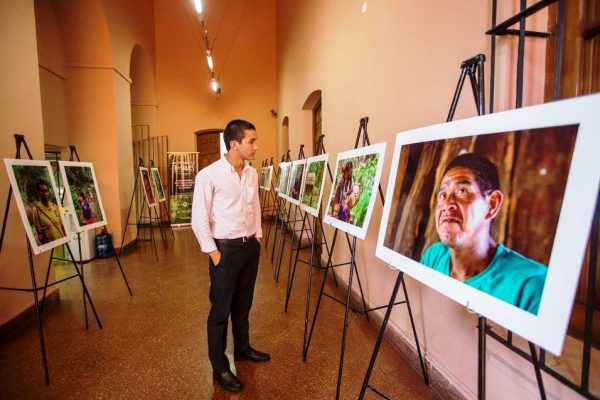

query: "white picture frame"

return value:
[287, 159, 306, 206]
[376, 93, 600, 354]
[323, 142, 386, 240]
[59, 161, 108, 233]
[3, 159, 70, 255]
[299, 154, 329, 217]
[139, 167, 157, 208]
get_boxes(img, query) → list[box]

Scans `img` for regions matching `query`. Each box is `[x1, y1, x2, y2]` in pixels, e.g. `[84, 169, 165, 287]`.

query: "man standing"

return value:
[421, 153, 547, 314]
[191, 119, 270, 392]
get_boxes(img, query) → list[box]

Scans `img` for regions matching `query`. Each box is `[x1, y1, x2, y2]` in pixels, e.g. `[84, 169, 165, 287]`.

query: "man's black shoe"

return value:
[212, 371, 243, 392]
[234, 348, 271, 362]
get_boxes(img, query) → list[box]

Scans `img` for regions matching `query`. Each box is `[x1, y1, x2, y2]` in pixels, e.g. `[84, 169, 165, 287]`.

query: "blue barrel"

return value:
[95, 232, 114, 258]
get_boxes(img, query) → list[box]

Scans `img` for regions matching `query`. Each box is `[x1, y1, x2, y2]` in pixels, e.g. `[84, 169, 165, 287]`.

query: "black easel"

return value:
[0, 134, 103, 385]
[304, 118, 397, 400]
[264, 156, 282, 250]
[284, 134, 339, 315]
[274, 145, 308, 283]
[120, 158, 164, 261]
[478, 2, 596, 400]
[270, 152, 291, 267]
[149, 159, 175, 241]
[54, 146, 133, 329]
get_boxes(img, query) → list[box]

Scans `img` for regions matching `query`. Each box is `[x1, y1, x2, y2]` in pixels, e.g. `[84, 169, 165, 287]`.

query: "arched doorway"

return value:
[281, 117, 290, 159]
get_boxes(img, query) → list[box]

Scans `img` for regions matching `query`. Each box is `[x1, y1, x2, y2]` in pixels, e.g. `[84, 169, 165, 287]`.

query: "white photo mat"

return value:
[300, 154, 329, 217]
[4, 159, 70, 255]
[323, 142, 386, 240]
[150, 167, 166, 202]
[139, 167, 157, 208]
[59, 161, 108, 233]
[287, 159, 306, 206]
[375, 93, 600, 354]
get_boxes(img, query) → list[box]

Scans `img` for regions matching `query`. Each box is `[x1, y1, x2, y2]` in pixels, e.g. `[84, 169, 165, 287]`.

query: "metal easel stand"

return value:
[285, 134, 340, 314]
[120, 158, 160, 261]
[477, 1, 569, 398]
[270, 152, 291, 266]
[0, 134, 103, 385]
[274, 145, 307, 283]
[54, 146, 133, 329]
[150, 159, 175, 241]
[263, 157, 279, 249]
[305, 117, 400, 399]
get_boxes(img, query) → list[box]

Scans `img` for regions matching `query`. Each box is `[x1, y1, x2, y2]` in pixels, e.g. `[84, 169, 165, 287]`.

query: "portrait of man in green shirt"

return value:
[421, 153, 547, 315]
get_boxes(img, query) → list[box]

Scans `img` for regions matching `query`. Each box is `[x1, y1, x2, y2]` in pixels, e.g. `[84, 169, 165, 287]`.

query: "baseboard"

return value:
[0, 289, 61, 341]
[333, 269, 466, 400]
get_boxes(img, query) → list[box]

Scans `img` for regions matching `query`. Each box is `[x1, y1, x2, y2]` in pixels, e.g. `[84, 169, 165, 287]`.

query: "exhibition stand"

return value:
[0, 134, 103, 385]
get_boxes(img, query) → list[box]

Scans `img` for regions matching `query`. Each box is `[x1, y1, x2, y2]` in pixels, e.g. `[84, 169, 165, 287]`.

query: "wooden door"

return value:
[195, 129, 222, 171]
[546, 0, 600, 343]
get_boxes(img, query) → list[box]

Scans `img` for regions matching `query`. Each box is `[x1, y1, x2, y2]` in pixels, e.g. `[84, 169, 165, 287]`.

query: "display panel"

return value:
[300, 154, 329, 217]
[323, 142, 386, 240]
[4, 159, 70, 255]
[376, 94, 600, 354]
[59, 161, 107, 232]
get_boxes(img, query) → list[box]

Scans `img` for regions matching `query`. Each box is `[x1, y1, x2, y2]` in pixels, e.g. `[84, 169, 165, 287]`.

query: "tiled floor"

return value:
[0, 227, 438, 399]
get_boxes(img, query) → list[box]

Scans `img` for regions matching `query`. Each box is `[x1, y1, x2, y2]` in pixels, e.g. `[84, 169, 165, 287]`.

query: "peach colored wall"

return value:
[277, 1, 575, 399]
[154, 0, 277, 164]
[0, 0, 57, 325]
[35, 0, 69, 147]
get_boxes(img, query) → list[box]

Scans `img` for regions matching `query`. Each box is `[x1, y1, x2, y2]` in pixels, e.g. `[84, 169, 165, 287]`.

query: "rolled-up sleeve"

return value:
[191, 172, 217, 253]
[253, 171, 263, 239]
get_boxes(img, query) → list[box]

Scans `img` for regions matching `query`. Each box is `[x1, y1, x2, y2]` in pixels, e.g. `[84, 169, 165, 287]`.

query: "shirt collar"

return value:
[219, 155, 251, 173]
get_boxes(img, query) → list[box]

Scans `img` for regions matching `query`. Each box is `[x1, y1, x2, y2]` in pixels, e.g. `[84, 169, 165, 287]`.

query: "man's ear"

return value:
[485, 190, 504, 220]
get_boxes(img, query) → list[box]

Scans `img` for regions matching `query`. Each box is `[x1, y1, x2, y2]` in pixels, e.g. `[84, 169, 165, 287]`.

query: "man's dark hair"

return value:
[223, 119, 256, 151]
[37, 179, 49, 191]
[444, 153, 500, 193]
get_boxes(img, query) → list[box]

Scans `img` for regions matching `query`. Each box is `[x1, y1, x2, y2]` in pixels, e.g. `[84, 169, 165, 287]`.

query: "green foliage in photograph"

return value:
[301, 160, 325, 208]
[12, 165, 55, 206]
[65, 166, 104, 225]
[350, 154, 379, 227]
[152, 169, 165, 200]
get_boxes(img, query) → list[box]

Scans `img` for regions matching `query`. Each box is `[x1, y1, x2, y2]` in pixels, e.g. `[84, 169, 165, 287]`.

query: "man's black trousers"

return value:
[207, 238, 260, 373]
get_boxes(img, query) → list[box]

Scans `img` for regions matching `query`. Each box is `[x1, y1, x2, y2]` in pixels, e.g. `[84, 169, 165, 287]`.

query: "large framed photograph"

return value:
[376, 94, 600, 354]
[300, 154, 329, 217]
[59, 161, 107, 232]
[139, 167, 157, 208]
[277, 162, 291, 199]
[323, 142, 386, 240]
[287, 160, 306, 206]
[150, 167, 166, 202]
[3, 159, 70, 255]
[259, 166, 273, 191]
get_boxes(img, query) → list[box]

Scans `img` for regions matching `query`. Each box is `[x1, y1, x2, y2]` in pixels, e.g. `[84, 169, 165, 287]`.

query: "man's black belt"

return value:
[214, 234, 256, 247]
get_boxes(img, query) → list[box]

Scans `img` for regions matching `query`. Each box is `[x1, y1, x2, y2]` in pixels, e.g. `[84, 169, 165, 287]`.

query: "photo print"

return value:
[376, 94, 600, 354]
[300, 154, 329, 217]
[264, 165, 273, 191]
[4, 159, 69, 255]
[287, 160, 306, 205]
[323, 142, 386, 240]
[277, 162, 291, 199]
[59, 161, 107, 232]
[139, 167, 157, 207]
[150, 167, 166, 202]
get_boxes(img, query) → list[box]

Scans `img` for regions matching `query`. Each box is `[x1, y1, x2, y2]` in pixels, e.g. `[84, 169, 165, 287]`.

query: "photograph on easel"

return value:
[264, 165, 273, 190]
[3, 159, 70, 255]
[139, 167, 157, 208]
[300, 154, 329, 217]
[323, 142, 386, 240]
[287, 159, 306, 205]
[259, 167, 267, 190]
[150, 167, 166, 202]
[59, 161, 107, 233]
[277, 162, 291, 198]
[376, 94, 600, 354]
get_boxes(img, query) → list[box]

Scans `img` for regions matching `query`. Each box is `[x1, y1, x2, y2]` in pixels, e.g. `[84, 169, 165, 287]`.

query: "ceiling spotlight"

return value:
[193, 0, 203, 14]
[211, 78, 220, 93]
[207, 50, 214, 71]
